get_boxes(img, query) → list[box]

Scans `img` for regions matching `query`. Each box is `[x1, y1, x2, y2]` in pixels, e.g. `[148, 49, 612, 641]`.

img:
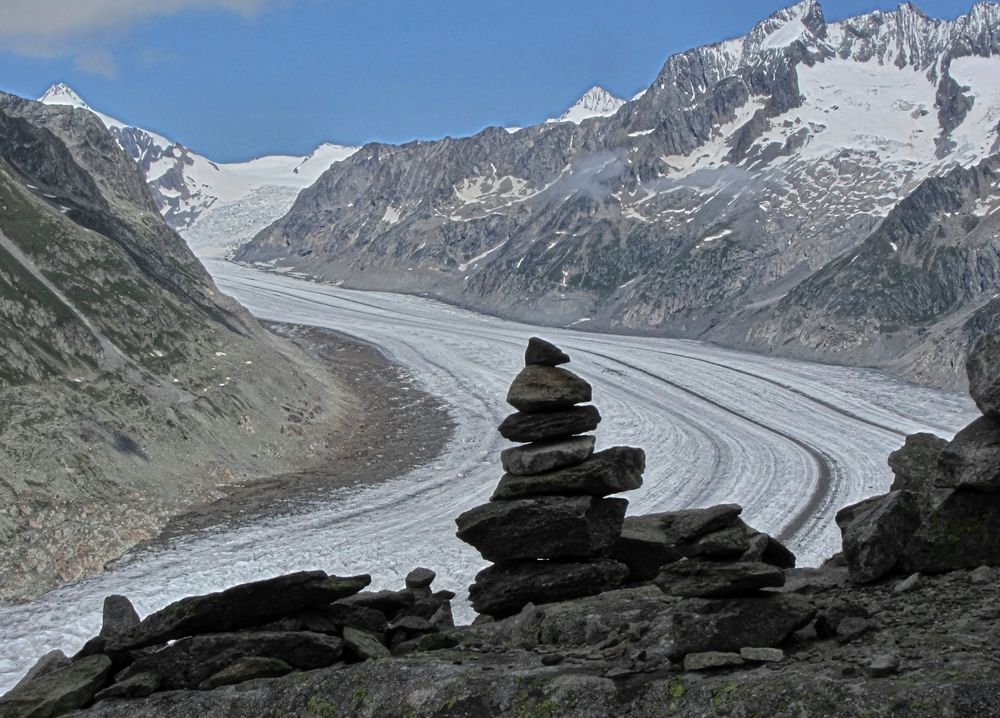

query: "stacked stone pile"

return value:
[837, 331, 1000, 582]
[611, 503, 796, 582]
[456, 337, 645, 618]
[614, 504, 812, 670]
[1, 567, 455, 716]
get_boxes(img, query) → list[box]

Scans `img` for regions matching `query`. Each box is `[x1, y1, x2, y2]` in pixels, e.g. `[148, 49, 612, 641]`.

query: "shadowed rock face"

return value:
[966, 333, 1000, 416]
[235, 2, 1000, 391]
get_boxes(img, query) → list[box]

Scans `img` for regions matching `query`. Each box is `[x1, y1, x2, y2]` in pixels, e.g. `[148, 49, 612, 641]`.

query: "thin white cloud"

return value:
[74, 49, 118, 79]
[0, 0, 276, 75]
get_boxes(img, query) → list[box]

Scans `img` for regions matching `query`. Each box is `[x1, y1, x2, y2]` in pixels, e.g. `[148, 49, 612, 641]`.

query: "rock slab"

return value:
[506, 365, 592, 412]
[500, 435, 596, 476]
[456, 496, 627, 562]
[0, 654, 112, 718]
[492, 447, 645, 500]
[469, 559, 629, 618]
[498, 406, 601, 443]
[105, 571, 370, 652]
[655, 560, 785, 598]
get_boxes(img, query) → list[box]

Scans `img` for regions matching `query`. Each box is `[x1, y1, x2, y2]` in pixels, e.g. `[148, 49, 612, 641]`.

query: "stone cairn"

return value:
[455, 337, 645, 618]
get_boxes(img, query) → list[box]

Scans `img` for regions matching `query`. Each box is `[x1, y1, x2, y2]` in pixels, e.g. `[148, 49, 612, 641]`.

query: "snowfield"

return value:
[0, 261, 978, 691]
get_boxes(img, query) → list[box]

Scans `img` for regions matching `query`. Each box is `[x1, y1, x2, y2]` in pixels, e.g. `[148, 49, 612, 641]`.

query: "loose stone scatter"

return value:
[457, 337, 643, 617]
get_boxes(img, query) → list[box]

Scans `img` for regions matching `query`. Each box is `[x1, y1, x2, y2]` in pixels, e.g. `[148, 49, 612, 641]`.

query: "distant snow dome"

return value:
[548, 86, 626, 124]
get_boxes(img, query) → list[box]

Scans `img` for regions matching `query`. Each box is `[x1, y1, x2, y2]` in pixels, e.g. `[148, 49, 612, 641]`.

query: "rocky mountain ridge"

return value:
[0, 93, 350, 604]
[235, 0, 1000, 390]
[38, 83, 359, 257]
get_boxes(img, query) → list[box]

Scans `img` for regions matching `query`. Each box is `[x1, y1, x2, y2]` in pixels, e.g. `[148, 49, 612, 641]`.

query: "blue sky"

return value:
[0, 0, 983, 162]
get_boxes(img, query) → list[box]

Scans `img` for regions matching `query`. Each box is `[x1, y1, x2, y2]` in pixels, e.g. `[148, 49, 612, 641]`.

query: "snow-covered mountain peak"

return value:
[38, 83, 89, 109]
[548, 86, 626, 124]
[744, 0, 827, 52]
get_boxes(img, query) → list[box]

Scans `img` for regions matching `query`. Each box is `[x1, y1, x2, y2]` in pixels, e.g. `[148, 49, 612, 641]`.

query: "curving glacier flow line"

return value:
[0, 260, 978, 692]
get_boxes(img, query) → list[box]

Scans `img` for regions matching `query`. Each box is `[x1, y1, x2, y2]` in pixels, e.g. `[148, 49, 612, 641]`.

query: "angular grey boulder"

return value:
[524, 337, 570, 366]
[405, 567, 436, 590]
[105, 570, 370, 652]
[456, 496, 627, 562]
[498, 406, 601, 443]
[500, 435, 595, 476]
[506, 365, 592, 412]
[99, 595, 140, 640]
[608, 505, 745, 581]
[115, 631, 343, 691]
[610, 517, 685, 581]
[741, 529, 797, 568]
[93, 672, 160, 702]
[200, 657, 293, 690]
[836, 491, 921, 584]
[0, 654, 112, 718]
[901, 490, 1000, 573]
[11, 650, 69, 691]
[937, 415, 1000, 492]
[492, 447, 645, 500]
[661, 594, 815, 660]
[655, 560, 785, 598]
[888, 432, 949, 494]
[966, 332, 1000, 417]
[468, 559, 629, 618]
[342, 627, 392, 661]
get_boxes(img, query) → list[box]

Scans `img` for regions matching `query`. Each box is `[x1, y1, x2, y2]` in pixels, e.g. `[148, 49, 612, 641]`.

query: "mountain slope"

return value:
[39, 83, 359, 256]
[0, 93, 351, 603]
[236, 0, 1000, 389]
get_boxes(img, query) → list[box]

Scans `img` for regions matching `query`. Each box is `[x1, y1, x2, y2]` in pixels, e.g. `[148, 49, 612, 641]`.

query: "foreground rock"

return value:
[0, 655, 111, 718]
[937, 416, 1000, 491]
[104, 571, 371, 651]
[500, 435, 596, 476]
[838, 342, 1000, 583]
[836, 491, 921, 583]
[655, 560, 785, 598]
[966, 332, 1000, 417]
[506, 365, 592, 412]
[468, 560, 630, 618]
[498, 406, 601, 443]
[456, 496, 627, 562]
[492, 447, 644, 500]
[115, 632, 343, 691]
[57, 567, 1000, 717]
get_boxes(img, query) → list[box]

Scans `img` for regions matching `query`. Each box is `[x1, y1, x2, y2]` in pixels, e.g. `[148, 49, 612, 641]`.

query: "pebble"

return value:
[868, 654, 900, 677]
[892, 573, 921, 594]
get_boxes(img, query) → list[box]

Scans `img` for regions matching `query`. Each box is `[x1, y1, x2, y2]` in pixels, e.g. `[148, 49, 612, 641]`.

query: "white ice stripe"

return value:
[0, 260, 977, 691]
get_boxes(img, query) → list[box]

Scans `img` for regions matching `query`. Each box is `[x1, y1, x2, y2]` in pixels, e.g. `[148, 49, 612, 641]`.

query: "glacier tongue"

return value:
[0, 259, 979, 694]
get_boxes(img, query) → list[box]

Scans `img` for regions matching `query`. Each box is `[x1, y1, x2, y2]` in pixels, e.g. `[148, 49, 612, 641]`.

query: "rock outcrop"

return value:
[837, 331, 1000, 583]
[0, 567, 456, 716]
[458, 338, 640, 617]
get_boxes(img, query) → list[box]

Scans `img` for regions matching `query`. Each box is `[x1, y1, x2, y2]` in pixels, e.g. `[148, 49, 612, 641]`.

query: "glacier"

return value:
[0, 261, 977, 692]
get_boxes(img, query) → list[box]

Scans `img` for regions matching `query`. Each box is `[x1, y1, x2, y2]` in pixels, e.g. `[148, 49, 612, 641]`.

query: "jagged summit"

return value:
[38, 82, 89, 109]
[743, 0, 827, 52]
[548, 86, 626, 125]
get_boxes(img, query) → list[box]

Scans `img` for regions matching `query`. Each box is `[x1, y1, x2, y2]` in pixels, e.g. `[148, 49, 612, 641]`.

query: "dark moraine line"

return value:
[584, 349, 839, 544]
[569, 335, 909, 439]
